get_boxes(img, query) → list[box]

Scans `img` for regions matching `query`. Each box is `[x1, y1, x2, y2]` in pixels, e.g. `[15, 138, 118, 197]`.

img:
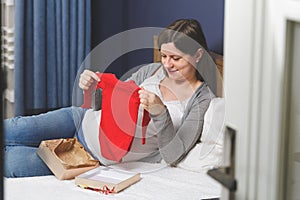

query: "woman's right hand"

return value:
[79, 69, 100, 91]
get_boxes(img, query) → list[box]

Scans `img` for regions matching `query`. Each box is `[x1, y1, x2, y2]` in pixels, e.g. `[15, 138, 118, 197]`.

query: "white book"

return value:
[75, 166, 141, 193]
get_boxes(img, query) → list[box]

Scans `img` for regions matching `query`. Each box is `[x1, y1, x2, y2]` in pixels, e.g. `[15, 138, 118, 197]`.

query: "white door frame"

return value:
[223, 0, 300, 199]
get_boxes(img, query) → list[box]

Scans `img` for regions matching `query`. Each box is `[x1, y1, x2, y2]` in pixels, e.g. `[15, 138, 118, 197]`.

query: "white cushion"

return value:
[177, 97, 225, 172]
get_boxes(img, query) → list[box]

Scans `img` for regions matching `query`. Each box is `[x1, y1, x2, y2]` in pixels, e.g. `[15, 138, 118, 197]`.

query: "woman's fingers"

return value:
[138, 89, 166, 116]
[79, 81, 91, 90]
[83, 70, 100, 82]
[79, 70, 100, 91]
[138, 89, 150, 106]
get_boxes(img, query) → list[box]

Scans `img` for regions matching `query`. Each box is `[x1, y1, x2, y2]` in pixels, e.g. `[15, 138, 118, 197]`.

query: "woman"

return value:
[4, 19, 216, 177]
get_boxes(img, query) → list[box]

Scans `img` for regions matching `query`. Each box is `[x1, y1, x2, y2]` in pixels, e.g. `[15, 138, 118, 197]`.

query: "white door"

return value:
[283, 20, 300, 200]
[219, 0, 300, 199]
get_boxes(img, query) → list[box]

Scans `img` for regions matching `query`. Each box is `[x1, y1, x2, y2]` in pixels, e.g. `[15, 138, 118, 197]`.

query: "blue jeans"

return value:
[4, 107, 88, 178]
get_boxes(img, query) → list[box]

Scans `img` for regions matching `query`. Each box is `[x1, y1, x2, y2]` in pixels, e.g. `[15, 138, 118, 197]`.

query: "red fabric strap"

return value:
[82, 73, 150, 161]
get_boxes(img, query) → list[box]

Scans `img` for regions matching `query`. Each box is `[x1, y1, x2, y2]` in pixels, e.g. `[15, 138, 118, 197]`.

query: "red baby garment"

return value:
[82, 73, 150, 162]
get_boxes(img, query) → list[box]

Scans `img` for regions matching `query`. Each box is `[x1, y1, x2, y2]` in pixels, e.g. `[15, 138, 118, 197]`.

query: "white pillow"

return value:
[177, 97, 225, 173]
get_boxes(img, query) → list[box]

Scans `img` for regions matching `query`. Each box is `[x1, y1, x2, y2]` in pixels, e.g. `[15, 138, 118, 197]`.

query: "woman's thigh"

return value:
[4, 107, 86, 146]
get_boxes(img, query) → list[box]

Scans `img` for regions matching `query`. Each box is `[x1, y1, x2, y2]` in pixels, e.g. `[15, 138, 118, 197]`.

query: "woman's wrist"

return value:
[149, 104, 167, 117]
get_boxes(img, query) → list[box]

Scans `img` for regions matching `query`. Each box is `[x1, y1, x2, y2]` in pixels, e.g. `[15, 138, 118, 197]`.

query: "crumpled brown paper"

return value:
[44, 138, 98, 169]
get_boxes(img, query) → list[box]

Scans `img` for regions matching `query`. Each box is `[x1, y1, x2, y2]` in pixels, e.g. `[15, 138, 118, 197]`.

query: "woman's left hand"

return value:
[138, 88, 166, 116]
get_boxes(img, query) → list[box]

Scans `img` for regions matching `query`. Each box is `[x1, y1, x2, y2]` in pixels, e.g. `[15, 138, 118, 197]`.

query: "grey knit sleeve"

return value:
[124, 63, 162, 85]
[153, 83, 214, 165]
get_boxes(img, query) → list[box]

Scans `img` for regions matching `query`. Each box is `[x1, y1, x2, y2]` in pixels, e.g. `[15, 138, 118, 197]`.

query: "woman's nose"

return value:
[163, 57, 173, 68]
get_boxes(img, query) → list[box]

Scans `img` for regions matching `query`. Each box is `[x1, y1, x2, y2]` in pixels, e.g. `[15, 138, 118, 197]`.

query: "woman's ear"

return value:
[195, 48, 204, 63]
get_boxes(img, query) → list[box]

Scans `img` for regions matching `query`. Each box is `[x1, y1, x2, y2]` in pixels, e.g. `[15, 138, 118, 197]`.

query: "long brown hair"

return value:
[158, 19, 208, 56]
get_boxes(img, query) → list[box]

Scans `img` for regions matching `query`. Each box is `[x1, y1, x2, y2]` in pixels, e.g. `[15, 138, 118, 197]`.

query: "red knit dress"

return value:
[82, 73, 150, 162]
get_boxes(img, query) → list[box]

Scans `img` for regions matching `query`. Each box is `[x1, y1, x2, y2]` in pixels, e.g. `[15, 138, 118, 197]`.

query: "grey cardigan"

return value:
[128, 63, 214, 165]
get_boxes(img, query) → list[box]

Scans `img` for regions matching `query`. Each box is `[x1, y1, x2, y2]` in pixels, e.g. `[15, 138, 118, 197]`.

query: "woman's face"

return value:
[160, 42, 201, 82]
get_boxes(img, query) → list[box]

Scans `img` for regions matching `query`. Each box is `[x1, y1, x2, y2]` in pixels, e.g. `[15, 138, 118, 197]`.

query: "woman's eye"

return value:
[160, 54, 181, 61]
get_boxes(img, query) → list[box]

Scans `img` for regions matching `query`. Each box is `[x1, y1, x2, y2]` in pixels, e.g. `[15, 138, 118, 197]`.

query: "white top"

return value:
[81, 69, 190, 165]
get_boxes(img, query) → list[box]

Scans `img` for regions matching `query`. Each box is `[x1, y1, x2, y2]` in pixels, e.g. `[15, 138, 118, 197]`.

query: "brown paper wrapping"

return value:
[37, 138, 99, 180]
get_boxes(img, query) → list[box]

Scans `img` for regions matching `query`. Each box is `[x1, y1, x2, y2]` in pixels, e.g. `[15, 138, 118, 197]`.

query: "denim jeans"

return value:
[4, 107, 88, 178]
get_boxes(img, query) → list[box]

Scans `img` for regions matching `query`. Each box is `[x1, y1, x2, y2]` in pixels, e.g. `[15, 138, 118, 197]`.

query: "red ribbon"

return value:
[80, 185, 116, 194]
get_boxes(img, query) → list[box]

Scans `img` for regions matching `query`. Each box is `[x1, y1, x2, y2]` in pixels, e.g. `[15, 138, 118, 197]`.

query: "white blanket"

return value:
[5, 98, 225, 200]
[4, 162, 221, 200]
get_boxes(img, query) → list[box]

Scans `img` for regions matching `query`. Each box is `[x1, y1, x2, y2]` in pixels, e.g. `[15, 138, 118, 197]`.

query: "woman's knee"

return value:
[4, 107, 82, 146]
[4, 146, 52, 178]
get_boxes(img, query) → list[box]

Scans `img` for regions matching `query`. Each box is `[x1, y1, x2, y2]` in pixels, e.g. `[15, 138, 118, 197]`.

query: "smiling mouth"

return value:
[167, 69, 178, 73]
